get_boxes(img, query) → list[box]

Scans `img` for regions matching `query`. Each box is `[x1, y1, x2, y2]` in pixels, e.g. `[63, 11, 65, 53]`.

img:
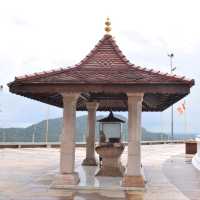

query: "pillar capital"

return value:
[86, 102, 99, 110]
[127, 93, 143, 103]
[62, 93, 80, 105]
[62, 93, 80, 99]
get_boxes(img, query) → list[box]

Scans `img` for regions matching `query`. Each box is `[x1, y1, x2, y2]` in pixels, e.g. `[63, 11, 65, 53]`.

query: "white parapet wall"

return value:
[192, 136, 200, 170]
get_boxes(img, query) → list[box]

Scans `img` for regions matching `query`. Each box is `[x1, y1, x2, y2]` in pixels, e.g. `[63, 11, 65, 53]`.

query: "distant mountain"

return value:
[0, 115, 196, 142]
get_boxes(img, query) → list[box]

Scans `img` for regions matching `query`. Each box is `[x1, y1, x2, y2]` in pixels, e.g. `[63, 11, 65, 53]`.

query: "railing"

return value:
[0, 140, 187, 148]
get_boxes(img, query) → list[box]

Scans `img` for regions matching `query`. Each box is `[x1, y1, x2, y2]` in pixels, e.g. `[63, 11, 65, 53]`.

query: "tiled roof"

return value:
[13, 34, 194, 86]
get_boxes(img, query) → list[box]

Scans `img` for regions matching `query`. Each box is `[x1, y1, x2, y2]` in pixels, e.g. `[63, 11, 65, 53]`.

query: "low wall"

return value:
[192, 136, 200, 170]
[0, 140, 185, 149]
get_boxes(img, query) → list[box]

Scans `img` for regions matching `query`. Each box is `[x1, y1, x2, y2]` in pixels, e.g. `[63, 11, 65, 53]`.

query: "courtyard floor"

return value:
[0, 144, 200, 200]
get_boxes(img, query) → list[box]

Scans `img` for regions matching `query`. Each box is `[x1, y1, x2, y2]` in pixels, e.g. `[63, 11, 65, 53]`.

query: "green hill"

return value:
[0, 115, 168, 142]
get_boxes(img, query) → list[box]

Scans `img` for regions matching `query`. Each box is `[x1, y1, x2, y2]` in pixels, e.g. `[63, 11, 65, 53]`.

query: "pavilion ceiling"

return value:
[11, 91, 187, 112]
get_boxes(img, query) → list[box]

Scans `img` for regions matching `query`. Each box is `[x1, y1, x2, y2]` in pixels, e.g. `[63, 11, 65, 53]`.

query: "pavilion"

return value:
[8, 18, 194, 188]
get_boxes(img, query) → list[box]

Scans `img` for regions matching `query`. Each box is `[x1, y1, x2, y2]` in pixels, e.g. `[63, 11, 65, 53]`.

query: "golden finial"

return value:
[105, 17, 112, 34]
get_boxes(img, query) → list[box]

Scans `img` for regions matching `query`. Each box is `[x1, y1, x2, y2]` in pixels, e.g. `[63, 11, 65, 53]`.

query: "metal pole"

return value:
[0, 85, 3, 142]
[183, 100, 187, 134]
[171, 105, 174, 140]
[168, 53, 175, 141]
[32, 125, 36, 143]
[45, 105, 49, 146]
[0, 85, 3, 114]
[3, 130, 5, 143]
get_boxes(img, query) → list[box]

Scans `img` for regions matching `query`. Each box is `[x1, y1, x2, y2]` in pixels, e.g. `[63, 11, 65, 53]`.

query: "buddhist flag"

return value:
[177, 101, 186, 114]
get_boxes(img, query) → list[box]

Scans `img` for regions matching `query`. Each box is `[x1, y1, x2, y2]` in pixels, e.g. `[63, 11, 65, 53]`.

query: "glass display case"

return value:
[97, 111, 125, 143]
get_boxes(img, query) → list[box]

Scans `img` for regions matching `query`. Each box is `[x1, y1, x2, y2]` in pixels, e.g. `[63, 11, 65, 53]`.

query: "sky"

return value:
[0, 0, 199, 134]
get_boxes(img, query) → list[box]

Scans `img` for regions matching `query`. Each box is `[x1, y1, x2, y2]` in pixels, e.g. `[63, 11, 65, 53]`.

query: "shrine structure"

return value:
[8, 18, 194, 188]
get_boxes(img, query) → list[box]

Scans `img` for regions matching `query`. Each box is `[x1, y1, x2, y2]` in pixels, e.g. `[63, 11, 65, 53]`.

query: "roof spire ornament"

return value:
[105, 17, 112, 35]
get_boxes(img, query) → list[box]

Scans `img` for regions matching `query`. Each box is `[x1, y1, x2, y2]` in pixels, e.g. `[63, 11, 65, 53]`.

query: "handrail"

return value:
[0, 140, 188, 148]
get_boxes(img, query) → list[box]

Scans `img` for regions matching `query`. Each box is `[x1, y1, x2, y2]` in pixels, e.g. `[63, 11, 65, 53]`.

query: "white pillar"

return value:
[82, 102, 99, 166]
[122, 93, 145, 188]
[53, 93, 80, 186]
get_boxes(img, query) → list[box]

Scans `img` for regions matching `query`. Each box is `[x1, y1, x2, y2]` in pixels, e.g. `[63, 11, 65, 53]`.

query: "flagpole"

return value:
[168, 53, 175, 141]
[171, 105, 174, 141]
[160, 112, 164, 141]
[45, 105, 49, 147]
[32, 125, 36, 143]
[0, 85, 3, 142]
[184, 100, 187, 134]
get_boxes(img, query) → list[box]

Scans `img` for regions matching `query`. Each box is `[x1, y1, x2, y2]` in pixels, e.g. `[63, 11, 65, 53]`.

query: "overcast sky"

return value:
[0, 0, 199, 134]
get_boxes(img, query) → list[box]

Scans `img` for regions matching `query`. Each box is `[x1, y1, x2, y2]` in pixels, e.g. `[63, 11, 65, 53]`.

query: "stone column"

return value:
[82, 102, 99, 166]
[122, 93, 145, 188]
[52, 93, 80, 187]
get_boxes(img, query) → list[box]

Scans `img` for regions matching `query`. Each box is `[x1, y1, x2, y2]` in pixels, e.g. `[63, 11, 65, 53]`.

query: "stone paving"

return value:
[0, 144, 199, 200]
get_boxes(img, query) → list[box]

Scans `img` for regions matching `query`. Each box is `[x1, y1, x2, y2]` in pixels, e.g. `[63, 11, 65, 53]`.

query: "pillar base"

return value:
[121, 175, 145, 188]
[125, 191, 144, 200]
[95, 165, 125, 177]
[51, 172, 80, 188]
[82, 157, 97, 166]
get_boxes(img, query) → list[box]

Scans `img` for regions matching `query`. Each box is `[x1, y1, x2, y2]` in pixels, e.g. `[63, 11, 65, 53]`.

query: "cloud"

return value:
[12, 17, 30, 27]
[0, 0, 199, 133]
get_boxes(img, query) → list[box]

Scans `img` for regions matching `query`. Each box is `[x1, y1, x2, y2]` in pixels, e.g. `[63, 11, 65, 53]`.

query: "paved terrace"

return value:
[0, 144, 200, 200]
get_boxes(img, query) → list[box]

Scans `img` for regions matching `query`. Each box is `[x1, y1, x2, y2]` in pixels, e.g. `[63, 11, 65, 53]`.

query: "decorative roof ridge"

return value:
[75, 34, 132, 67]
[75, 36, 105, 67]
[105, 35, 133, 66]
[13, 33, 194, 86]
[130, 64, 194, 84]
[14, 65, 76, 81]
[14, 35, 118, 82]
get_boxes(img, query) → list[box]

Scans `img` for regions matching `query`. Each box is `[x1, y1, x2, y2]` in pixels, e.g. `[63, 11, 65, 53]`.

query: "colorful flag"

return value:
[177, 101, 186, 114]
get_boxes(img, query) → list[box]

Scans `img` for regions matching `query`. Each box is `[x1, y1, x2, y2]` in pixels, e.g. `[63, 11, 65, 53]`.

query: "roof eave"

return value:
[9, 80, 194, 86]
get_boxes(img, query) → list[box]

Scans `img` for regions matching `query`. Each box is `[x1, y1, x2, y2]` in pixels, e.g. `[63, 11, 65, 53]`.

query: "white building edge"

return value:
[192, 136, 200, 170]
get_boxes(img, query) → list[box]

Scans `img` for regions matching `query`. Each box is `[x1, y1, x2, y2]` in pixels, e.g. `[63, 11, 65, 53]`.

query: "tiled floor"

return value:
[0, 144, 199, 199]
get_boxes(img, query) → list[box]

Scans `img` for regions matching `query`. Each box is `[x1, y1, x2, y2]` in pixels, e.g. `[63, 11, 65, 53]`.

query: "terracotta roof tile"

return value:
[13, 34, 194, 86]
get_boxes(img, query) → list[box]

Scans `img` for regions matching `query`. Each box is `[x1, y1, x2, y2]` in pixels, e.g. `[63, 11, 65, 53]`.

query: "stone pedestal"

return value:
[82, 102, 99, 166]
[122, 93, 145, 188]
[95, 143, 125, 177]
[57, 93, 80, 186]
[192, 136, 200, 170]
